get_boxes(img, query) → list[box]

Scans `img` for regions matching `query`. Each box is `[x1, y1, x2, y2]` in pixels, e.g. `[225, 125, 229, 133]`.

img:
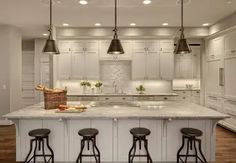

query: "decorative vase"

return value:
[82, 86, 87, 94]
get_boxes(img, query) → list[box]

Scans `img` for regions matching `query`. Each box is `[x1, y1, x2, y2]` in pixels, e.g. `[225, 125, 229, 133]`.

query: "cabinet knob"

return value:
[105, 97, 109, 100]
[231, 50, 236, 53]
[164, 97, 168, 100]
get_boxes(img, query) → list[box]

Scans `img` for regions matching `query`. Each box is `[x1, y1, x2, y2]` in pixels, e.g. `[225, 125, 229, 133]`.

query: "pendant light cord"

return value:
[48, 0, 53, 38]
[113, 0, 118, 39]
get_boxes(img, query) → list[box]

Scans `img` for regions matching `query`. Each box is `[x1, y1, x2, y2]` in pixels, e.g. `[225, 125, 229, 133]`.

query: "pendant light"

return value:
[107, 0, 124, 54]
[43, 0, 60, 54]
[174, 0, 191, 54]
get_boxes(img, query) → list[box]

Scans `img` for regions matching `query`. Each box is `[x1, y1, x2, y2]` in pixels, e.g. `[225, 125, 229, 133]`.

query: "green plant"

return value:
[136, 85, 145, 93]
[80, 80, 91, 87]
[95, 81, 103, 88]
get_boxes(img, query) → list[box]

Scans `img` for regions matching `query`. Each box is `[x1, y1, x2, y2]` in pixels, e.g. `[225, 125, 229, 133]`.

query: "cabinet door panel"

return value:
[160, 51, 174, 80]
[160, 40, 174, 52]
[117, 119, 139, 162]
[57, 53, 71, 80]
[206, 60, 222, 96]
[71, 52, 85, 79]
[85, 51, 99, 80]
[225, 31, 236, 56]
[224, 57, 236, 98]
[132, 51, 146, 80]
[91, 120, 113, 162]
[68, 120, 91, 162]
[134, 40, 146, 52]
[58, 41, 71, 53]
[146, 52, 160, 79]
[140, 120, 162, 162]
[71, 41, 84, 52]
[146, 40, 159, 52]
[43, 120, 65, 161]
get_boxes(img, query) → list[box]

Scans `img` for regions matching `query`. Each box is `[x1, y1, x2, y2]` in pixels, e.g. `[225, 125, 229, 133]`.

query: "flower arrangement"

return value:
[136, 85, 145, 94]
[95, 81, 103, 88]
[80, 80, 91, 87]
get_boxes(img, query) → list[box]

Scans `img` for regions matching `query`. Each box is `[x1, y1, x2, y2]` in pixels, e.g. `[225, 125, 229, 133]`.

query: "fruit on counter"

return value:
[58, 104, 67, 111]
[58, 104, 87, 111]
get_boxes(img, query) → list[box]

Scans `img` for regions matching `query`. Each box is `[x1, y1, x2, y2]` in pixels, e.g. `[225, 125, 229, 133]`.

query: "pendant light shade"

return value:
[107, 0, 124, 54]
[43, 0, 60, 54]
[174, 0, 191, 54]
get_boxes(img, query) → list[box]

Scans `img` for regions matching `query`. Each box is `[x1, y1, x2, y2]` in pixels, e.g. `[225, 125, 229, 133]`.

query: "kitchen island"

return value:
[4, 101, 228, 163]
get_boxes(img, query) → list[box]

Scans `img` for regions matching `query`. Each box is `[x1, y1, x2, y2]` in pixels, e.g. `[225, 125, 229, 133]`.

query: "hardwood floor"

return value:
[0, 125, 235, 163]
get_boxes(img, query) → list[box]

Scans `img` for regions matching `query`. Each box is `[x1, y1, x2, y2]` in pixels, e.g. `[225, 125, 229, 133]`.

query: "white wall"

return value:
[0, 25, 22, 118]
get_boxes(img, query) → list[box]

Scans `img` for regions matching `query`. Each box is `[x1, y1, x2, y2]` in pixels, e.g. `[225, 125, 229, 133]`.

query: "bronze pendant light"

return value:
[107, 0, 124, 54]
[174, 0, 191, 54]
[43, 0, 60, 54]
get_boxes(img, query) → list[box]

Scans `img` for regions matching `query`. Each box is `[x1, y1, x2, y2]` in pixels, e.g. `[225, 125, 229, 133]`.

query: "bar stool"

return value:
[177, 128, 207, 163]
[24, 128, 54, 163]
[76, 128, 100, 163]
[128, 127, 153, 163]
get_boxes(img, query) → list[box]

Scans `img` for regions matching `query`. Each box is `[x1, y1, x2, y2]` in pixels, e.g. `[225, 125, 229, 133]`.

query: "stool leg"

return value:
[144, 139, 153, 163]
[91, 138, 99, 163]
[197, 139, 207, 163]
[93, 137, 101, 163]
[24, 139, 34, 163]
[128, 136, 135, 163]
[184, 138, 190, 163]
[41, 139, 47, 163]
[46, 136, 54, 163]
[33, 139, 38, 163]
[76, 139, 85, 163]
[193, 139, 198, 163]
[177, 136, 185, 163]
[131, 138, 137, 163]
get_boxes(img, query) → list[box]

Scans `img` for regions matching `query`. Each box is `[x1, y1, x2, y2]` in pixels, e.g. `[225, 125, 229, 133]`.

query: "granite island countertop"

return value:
[67, 93, 178, 97]
[4, 101, 229, 120]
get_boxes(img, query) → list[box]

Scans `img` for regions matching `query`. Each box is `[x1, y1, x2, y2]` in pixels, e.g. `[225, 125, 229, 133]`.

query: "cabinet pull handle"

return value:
[219, 68, 224, 86]
[164, 97, 168, 100]
[231, 50, 235, 53]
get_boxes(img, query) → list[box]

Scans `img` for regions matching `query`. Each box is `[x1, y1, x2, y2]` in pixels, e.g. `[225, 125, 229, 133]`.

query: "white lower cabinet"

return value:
[17, 119, 215, 162]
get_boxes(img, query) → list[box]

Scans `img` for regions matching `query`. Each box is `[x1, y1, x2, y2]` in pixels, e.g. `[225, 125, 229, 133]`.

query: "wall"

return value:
[0, 25, 22, 120]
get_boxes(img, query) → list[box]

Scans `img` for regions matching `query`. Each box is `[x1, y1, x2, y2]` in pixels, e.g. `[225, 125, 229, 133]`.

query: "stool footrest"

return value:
[129, 154, 151, 157]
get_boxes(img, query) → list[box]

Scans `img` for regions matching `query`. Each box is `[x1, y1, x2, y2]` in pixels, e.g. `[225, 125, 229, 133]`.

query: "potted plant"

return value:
[95, 81, 103, 94]
[80, 80, 91, 94]
[136, 85, 145, 94]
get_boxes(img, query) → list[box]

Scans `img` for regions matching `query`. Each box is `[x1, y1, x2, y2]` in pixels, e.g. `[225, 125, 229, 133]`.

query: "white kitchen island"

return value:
[4, 101, 228, 163]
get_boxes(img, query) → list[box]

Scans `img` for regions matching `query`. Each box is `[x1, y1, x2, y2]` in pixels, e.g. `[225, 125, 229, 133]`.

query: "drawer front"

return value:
[155, 96, 175, 101]
[99, 97, 132, 102]
[223, 99, 236, 117]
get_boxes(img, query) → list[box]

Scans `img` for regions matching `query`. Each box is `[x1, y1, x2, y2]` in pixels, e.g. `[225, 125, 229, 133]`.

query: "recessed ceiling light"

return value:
[130, 23, 136, 26]
[95, 23, 101, 26]
[202, 23, 210, 26]
[162, 23, 169, 26]
[227, 0, 233, 4]
[63, 23, 69, 26]
[143, 0, 152, 5]
[176, 0, 191, 5]
[43, 33, 48, 36]
[79, 0, 88, 5]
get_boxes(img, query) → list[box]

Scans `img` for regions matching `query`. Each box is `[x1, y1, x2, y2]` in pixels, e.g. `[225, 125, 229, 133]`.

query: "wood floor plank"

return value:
[0, 125, 235, 162]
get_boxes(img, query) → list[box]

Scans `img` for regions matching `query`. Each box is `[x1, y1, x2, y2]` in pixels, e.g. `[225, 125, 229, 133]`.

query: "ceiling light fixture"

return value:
[42, 0, 60, 54]
[174, 0, 191, 54]
[79, 0, 88, 5]
[63, 23, 69, 26]
[107, 0, 124, 55]
[227, 0, 233, 4]
[43, 33, 48, 36]
[162, 23, 169, 26]
[143, 0, 152, 5]
[202, 23, 209, 27]
[130, 23, 136, 26]
[95, 23, 101, 26]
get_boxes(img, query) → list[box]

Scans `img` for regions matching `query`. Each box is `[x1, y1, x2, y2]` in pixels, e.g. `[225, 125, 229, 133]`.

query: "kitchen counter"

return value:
[67, 93, 178, 97]
[4, 102, 228, 162]
[4, 101, 228, 120]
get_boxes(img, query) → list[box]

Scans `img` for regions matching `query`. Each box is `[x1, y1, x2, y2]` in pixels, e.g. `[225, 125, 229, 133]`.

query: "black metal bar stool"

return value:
[76, 128, 100, 163]
[24, 128, 54, 163]
[177, 128, 207, 163]
[128, 127, 153, 163]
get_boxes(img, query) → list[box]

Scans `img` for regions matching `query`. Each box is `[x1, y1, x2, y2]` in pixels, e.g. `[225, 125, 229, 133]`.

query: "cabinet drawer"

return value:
[155, 96, 175, 101]
[99, 97, 132, 102]
[223, 99, 236, 117]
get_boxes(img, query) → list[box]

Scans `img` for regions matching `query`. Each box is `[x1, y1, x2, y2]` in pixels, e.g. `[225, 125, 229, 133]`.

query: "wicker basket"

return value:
[44, 91, 67, 110]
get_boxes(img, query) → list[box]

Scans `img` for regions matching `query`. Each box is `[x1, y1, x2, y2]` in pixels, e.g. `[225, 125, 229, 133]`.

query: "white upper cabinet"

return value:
[57, 40, 99, 80]
[99, 40, 132, 60]
[160, 40, 174, 80]
[207, 37, 224, 60]
[132, 40, 160, 80]
[224, 31, 236, 56]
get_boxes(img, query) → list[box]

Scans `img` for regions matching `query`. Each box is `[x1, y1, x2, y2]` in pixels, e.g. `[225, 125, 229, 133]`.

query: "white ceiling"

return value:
[0, 0, 235, 38]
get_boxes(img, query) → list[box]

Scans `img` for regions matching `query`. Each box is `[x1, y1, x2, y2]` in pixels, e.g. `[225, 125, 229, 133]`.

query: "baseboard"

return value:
[0, 118, 13, 126]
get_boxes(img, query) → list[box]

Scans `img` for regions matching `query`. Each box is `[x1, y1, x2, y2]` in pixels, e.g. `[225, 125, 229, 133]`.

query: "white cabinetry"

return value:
[175, 46, 200, 79]
[57, 40, 99, 80]
[132, 40, 160, 80]
[207, 37, 224, 61]
[224, 31, 236, 56]
[99, 40, 132, 60]
[160, 40, 174, 80]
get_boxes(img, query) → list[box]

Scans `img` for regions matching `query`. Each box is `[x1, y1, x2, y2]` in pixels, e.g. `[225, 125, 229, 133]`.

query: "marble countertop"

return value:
[4, 101, 229, 120]
[67, 93, 178, 97]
